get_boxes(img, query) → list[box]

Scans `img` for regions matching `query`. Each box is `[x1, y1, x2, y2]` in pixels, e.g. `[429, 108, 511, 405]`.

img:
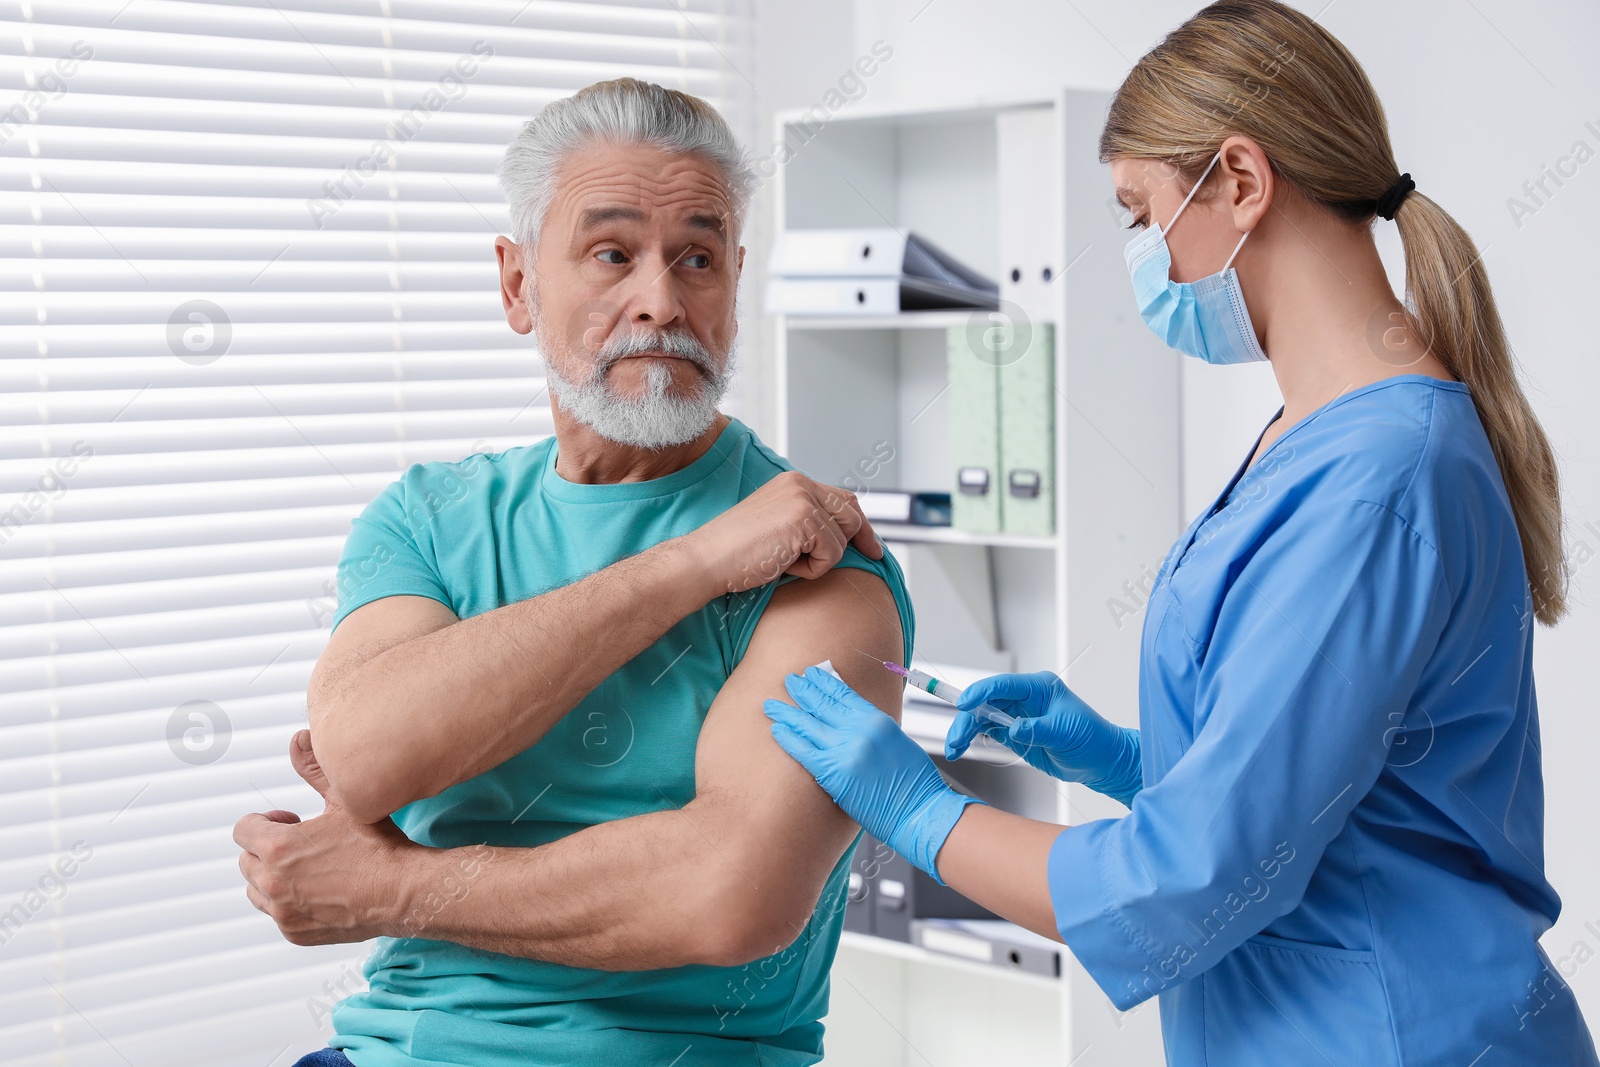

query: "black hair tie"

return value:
[1375, 173, 1415, 220]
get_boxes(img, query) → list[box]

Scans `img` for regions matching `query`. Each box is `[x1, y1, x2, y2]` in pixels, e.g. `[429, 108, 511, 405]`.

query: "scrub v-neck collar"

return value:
[1200, 374, 1469, 522]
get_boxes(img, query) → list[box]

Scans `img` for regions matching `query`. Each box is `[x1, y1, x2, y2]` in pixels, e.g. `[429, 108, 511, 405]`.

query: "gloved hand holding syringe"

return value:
[832, 653, 1141, 806]
[878, 660, 1017, 728]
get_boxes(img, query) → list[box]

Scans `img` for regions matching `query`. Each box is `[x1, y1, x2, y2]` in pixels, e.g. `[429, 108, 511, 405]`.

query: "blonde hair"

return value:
[1101, 0, 1566, 624]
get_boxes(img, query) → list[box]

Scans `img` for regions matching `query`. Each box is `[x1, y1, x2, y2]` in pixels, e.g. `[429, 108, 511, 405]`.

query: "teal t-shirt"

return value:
[324, 416, 915, 1067]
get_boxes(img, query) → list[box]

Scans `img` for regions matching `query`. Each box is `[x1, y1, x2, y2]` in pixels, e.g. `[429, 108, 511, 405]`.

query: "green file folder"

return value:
[998, 323, 1055, 536]
[947, 325, 1002, 533]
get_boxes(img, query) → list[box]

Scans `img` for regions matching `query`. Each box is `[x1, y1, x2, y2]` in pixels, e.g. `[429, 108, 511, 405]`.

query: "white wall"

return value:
[754, 0, 1600, 1043]
[735, 0, 859, 432]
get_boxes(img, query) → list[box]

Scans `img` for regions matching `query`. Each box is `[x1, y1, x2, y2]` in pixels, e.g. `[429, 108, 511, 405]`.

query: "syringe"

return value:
[880, 661, 1017, 729]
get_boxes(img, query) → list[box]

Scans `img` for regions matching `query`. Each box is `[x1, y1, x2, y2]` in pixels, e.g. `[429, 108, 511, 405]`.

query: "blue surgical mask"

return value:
[1124, 151, 1268, 365]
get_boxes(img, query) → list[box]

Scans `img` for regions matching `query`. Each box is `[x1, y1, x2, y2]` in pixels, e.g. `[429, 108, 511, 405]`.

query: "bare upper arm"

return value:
[688, 565, 906, 958]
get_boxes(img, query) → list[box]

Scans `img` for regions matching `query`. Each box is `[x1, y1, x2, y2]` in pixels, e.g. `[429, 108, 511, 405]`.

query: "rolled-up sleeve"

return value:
[330, 475, 454, 633]
[1049, 498, 1453, 1009]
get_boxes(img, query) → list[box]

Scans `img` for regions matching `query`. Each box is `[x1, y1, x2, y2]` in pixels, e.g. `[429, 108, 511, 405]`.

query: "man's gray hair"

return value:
[497, 77, 754, 250]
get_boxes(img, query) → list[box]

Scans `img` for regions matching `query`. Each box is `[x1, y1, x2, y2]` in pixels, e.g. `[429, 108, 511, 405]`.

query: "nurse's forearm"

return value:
[934, 805, 1064, 943]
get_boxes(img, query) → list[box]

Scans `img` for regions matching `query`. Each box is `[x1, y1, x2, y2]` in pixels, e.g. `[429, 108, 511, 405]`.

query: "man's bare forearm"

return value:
[243, 569, 901, 971]
[312, 536, 718, 821]
[372, 570, 904, 972]
[386, 797, 783, 971]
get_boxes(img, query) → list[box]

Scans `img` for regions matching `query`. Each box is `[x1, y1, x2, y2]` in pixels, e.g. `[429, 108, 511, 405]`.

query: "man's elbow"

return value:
[701, 918, 805, 969]
[308, 719, 412, 824]
[330, 778, 402, 826]
[695, 872, 816, 968]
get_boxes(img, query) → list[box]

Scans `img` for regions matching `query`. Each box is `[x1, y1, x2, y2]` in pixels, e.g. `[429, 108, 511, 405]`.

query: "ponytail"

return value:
[1393, 193, 1566, 623]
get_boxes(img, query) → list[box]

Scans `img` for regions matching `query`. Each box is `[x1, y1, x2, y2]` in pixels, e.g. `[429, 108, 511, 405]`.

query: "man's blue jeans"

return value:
[291, 1051, 353, 1067]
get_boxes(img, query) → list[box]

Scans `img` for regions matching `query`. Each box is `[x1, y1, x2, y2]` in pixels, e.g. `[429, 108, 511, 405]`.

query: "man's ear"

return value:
[736, 245, 745, 277]
[495, 236, 534, 336]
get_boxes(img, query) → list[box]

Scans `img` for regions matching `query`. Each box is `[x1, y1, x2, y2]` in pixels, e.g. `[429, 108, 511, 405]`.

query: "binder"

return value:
[997, 322, 1055, 535]
[765, 275, 997, 316]
[947, 325, 1002, 533]
[996, 108, 1059, 323]
[911, 918, 1063, 978]
[765, 228, 999, 315]
[989, 108, 1057, 535]
[769, 228, 997, 290]
[858, 490, 952, 527]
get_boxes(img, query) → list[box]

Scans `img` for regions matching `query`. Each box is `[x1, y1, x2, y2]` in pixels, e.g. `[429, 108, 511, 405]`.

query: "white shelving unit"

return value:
[769, 93, 1183, 1066]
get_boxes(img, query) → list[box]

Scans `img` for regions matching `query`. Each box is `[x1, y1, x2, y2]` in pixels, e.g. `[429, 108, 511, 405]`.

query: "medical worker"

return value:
[762, 1, 1596, 1063]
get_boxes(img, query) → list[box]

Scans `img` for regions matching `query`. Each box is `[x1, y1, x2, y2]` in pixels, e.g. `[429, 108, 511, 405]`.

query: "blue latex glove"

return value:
[764, 665, 985, 885]
[945, 670, 1143, 807]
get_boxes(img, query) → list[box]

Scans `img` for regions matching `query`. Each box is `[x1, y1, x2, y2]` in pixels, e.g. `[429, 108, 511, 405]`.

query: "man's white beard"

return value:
[536, 317, 736, 451]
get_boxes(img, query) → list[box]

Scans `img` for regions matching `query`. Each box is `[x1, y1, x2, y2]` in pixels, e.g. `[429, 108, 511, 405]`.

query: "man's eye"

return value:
[683, 253, 711, 268]
[1124, 216, 1147, 231]
[596, 249, 627, 264]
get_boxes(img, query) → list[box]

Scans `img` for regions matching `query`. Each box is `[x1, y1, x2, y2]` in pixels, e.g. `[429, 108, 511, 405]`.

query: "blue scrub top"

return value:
[1049, 377, 1597, 1066]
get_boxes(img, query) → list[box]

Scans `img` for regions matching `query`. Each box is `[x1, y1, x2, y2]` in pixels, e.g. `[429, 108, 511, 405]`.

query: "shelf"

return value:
[777, 311, 980, 331]
[874, 522, 1057, 550]
[772, 89, 1180, 1067]
[837, 931, 1061, 990]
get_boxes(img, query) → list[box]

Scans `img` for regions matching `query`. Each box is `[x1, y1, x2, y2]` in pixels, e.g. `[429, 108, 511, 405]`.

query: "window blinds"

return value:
[0, 2, 748, 1063]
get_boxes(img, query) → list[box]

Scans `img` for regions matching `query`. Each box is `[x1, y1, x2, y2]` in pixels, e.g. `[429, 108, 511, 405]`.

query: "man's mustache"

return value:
[591, 328, 719, 381]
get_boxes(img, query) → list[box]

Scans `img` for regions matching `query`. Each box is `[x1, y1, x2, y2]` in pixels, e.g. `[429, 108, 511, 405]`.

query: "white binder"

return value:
[766, 228, 999, 315]
[768, 228, 997, 289]
[997, 107, 1059, 323]
[765, 277, 904, 315]
[769, 228, 906, 277]
[765, 275, 997, 315]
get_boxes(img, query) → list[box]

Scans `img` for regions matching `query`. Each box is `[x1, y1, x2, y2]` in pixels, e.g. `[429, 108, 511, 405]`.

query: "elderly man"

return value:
[234, 79, 914, 1067]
